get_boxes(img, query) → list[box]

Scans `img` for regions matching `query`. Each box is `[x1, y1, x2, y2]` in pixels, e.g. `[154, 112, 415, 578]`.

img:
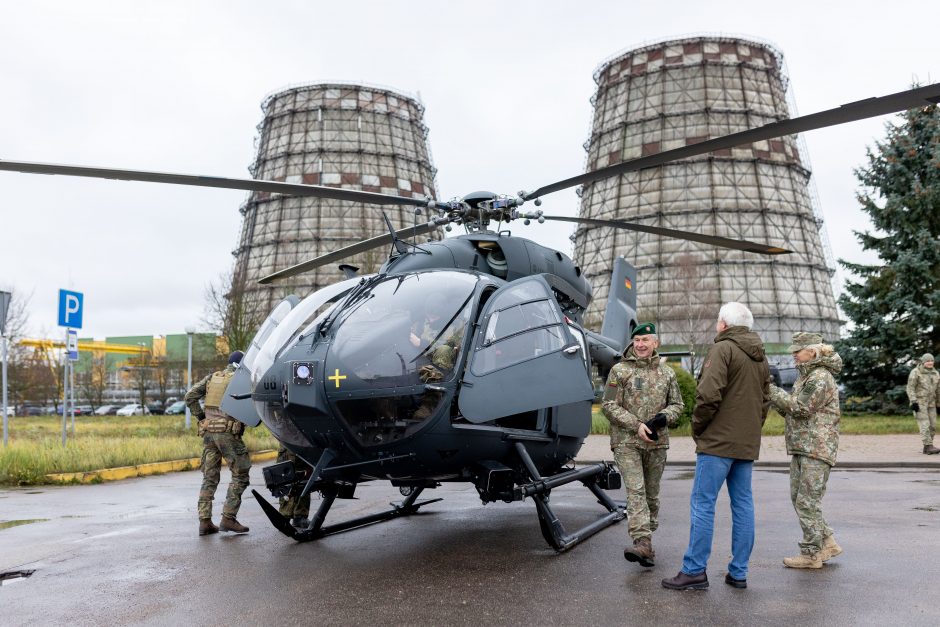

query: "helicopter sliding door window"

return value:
[458, 276, 595, 424]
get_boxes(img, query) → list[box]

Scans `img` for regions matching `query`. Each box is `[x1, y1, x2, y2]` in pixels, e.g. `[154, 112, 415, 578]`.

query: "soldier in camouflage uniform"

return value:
[412, 293, 464, 420]
[185, 351, 252, 536]
[906, 353, 940, 454]
[277, 444, 311, 528]
[602, 322, 685, 567]
[769, 332, 843, 569]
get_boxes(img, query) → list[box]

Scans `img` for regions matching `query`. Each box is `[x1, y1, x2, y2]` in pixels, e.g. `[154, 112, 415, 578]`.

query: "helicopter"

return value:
[2, 83, 938, 551]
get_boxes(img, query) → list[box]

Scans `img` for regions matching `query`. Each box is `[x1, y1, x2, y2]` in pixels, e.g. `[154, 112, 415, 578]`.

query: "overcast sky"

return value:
[1, 0, 938, 340]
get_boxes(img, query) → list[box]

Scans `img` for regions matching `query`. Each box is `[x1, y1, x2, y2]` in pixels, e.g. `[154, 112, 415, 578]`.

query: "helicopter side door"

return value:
[457, 275, 595, 423]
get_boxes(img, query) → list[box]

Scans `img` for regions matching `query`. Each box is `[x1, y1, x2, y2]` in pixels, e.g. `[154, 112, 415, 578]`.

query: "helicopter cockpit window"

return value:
[472, 283, 567, 376]
[327, 271, 478, 388]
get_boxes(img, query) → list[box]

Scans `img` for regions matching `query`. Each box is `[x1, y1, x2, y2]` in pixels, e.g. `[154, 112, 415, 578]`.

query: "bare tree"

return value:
[152, 356, 173, 406]
[659, 253, 714, 378]
[204, 266, 267, 355]
[78, 354, 109, 409]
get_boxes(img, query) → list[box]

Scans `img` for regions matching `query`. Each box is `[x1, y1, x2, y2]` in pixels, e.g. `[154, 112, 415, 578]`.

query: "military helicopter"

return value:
[2, 83, 938, 551]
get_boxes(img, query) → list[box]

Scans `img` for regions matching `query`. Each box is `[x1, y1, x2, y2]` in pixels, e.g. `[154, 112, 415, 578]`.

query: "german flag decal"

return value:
[624, 278, 633, 290]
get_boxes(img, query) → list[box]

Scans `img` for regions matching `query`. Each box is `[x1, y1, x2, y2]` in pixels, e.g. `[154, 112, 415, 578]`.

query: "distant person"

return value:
[602, 322, 685, 568]
[769, 332, 843, 569]
[184, 350, 252, 536]
[906, 353, 940, 455]
[662, 302, 769, 591]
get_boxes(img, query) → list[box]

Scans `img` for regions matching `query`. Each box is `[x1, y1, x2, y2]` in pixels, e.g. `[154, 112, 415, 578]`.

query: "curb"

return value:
[45, 450, 279, 484]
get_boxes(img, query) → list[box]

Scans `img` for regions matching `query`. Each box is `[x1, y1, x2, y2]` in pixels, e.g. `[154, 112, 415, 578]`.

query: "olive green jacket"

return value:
[692, 326, 770, 461]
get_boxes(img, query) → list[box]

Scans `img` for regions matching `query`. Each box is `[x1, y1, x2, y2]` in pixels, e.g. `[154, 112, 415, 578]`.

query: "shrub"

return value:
[669, 363, 696, 426]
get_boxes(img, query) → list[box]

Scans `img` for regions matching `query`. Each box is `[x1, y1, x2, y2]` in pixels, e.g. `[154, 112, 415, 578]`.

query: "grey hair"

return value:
[718, 302, 754, 329]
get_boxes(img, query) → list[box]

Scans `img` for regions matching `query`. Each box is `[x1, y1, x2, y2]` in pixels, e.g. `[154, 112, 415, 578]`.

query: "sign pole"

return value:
[69, 358, 75, 436]
[1, 290, 10, 448]
[61, 329, 68, 446]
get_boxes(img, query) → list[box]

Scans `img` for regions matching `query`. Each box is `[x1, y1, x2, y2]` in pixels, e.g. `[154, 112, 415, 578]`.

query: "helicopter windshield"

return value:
[326, 271, 478, 389]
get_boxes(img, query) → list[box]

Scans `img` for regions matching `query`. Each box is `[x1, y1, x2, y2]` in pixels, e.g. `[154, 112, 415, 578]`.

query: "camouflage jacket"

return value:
[906, 365, 940, 407]
[769, 352, 842, 466]
[602, 348, 684, 451]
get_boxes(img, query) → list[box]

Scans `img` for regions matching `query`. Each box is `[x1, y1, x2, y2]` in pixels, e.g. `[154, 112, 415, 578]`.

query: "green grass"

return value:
[0, 415, 279, 486]
[591, 408, 917, 437]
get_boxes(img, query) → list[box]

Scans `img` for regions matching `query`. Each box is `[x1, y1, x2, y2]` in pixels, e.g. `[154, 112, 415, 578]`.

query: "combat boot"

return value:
[819, 535, 842, 561]
[924, 444, 940, 455]
[783, 552, 823, 569]
[623, 537, 655, 567]
[220, 516, 250, 533]
[291, 517, 310, 530]
[198, 519, 218, 536]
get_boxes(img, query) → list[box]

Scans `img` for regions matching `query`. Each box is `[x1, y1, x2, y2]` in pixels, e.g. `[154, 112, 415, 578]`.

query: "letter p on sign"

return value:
[58, 289, 84, 329]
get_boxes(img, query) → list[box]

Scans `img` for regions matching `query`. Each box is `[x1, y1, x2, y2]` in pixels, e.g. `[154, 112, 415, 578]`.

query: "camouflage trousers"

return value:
[277, 446, 310, 519]
[915, 404, 937, 446]
[198, 433, 251, 520]
[790, 454, 834, 554]
[613, 445, 668, 540]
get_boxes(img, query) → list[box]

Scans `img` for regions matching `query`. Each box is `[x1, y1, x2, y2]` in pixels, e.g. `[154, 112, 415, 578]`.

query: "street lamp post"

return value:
[185, 326, 195, 429]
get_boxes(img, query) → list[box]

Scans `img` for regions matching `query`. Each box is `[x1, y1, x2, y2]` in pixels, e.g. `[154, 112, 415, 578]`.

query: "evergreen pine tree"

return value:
[836, 99, 940, 408]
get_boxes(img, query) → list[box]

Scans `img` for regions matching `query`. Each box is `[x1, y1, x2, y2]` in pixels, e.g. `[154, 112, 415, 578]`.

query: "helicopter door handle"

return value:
[563, 345, 580, 355]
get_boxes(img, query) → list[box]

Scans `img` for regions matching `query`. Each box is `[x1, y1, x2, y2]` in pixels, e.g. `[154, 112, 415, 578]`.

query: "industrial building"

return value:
[572, 36, 841, 357]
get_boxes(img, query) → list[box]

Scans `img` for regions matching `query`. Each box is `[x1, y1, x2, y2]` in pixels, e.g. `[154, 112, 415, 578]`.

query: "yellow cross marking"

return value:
[328, 368, 347, 388]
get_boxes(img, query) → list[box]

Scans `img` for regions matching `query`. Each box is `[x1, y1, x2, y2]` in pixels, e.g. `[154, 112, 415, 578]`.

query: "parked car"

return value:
[116, 403, 150, 416]
[75, 405, 94, 416]
[94, 405, 116, 416]
[3, 406, 13, 417]
[164, 400, 187, 415]
[147, 403, 165, 415]
[24, 406, 46, 416]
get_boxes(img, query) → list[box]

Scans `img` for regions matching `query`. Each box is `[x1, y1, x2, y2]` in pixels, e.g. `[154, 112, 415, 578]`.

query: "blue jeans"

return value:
[681, 453, 755, 580]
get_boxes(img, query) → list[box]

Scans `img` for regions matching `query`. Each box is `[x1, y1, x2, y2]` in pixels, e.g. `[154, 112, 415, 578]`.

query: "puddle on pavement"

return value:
[0, 570, 36, 586]
[668, 471, 695, 481]
[0, 519, 49, 531]
[913, 505, 939, 512]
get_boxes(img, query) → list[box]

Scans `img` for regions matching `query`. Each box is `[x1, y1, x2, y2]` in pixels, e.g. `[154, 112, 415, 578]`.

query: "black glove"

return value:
[912, 402, 920, 413]
[643, 412, 669, 441]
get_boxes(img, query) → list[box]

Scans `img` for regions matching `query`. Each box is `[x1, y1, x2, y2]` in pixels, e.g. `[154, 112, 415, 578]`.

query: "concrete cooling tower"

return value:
[233, 83, 438, 311]
[573, 36, 841, 355]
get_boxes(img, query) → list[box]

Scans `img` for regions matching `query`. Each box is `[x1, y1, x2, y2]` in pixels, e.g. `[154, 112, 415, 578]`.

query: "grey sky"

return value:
[1, 0, 937, 340]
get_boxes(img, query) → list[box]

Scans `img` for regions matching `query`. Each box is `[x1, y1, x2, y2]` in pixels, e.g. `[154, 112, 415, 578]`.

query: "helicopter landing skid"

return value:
[251, 487, 442, 542]
[513, 442, 625, 552]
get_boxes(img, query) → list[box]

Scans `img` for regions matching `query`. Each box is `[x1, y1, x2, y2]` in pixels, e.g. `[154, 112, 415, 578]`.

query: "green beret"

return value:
[787, 331, 824, 353]
[632, 322, 656, 338]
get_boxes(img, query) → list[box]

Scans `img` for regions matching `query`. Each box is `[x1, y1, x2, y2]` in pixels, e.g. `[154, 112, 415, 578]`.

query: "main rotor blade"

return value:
[259, 222, 437, 284]
[0, 159, 423, 207]
[541, 215, 790, 255]
[526, 82, 940, 200]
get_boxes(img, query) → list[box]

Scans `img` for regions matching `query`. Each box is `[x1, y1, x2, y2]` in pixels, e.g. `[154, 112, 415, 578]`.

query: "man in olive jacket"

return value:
[663, 302, 769, 591]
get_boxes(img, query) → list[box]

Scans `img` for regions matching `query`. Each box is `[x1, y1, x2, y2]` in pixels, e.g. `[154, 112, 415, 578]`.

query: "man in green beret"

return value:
[907, 353, 940, 454]
[602, 322, 685, 567]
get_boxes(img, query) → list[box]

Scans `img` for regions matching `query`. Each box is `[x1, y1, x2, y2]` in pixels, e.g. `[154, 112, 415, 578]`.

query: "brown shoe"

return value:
[198, 519, 218, 536]
[924, 445, 940, 455]
[819, 535, 842, 561]
[662, 571, 709, 590]
[623, 537, 655, 567]
[220, 517, 249, 533]
[783, 552, 823, 569]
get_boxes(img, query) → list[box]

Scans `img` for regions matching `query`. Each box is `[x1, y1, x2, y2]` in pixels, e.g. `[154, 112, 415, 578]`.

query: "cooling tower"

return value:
[573, 36, 840, 354]
[233, 83, 438, 310]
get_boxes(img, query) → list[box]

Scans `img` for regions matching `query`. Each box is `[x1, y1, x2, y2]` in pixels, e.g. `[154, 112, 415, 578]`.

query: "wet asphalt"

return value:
[1, 466, 939, 626]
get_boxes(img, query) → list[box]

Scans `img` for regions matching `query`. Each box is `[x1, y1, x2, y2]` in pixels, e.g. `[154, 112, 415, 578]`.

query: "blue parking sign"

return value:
[58, 289, 84, 329]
